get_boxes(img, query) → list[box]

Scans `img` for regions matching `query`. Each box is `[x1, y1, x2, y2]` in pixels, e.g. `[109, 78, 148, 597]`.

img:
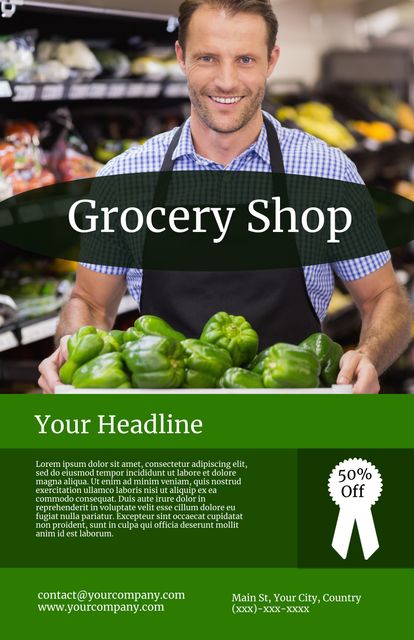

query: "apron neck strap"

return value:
[160, 124, 184, 173]
[264, 115, 285, 174]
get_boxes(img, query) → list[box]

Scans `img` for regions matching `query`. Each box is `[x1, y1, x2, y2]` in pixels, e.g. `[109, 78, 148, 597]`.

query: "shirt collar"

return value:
[171, 111, 281, 167]
[171, 118, 196, 162]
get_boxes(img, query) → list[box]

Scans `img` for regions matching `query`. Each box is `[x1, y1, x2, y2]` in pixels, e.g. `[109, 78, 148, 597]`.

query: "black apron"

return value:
[139, 118, 321, 349]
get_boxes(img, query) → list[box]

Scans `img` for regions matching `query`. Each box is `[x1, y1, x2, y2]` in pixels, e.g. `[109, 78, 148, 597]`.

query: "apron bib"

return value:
[139, 118, 320, 348]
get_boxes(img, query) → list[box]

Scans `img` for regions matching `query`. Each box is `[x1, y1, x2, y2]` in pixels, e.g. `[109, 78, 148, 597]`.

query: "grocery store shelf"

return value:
[347, 138, 414, 182]
[0, 294, 137, 352]
[0, 79, 188, 103]
[23, 1, 173, 20]
[21, 316, 59, 346]
[0, 331, 19, 352]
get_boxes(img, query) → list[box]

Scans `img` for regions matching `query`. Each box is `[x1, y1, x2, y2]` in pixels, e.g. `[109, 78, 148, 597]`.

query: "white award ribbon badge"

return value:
[328, 458, 382, 560]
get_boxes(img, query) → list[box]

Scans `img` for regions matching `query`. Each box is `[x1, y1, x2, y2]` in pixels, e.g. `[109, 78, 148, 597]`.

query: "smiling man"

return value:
[38, 0, 412, 393]
[178, 0, 277, 160]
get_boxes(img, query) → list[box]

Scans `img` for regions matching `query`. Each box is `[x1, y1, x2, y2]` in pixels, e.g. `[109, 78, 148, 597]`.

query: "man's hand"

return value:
[38, 335, 70, 394]
[337, 350, 380, 394]
[38, 267, 128, 393]
[340, 263, 412, 393]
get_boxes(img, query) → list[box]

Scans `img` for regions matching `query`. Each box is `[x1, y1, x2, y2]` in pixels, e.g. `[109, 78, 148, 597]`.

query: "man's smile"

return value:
[209, 96, 245, 105]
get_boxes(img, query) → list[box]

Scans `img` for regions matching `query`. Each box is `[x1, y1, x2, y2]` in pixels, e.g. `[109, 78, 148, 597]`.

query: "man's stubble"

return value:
[187, 83, 266, 134]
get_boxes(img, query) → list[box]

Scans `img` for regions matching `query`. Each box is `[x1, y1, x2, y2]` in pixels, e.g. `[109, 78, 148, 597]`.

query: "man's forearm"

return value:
[357, 285, 412, 374]
[55, 295, 115, 345]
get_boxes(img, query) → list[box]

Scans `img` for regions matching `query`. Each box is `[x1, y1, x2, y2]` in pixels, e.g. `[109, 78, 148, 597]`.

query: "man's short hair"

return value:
[178, 0, 279, 58]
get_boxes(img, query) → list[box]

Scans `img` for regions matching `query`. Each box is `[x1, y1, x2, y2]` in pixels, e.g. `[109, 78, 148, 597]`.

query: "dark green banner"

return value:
[1, 172, 411, 268]
[0, 395, 413, 569]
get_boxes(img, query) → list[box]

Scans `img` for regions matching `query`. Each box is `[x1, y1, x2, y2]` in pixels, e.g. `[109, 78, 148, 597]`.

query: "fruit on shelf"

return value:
[93, 48, 130, 78]
[276, 102, 356, 150]
[349, 120, 396, 142]
[394, 181, 414, 202]
[396, 103, 414, 133]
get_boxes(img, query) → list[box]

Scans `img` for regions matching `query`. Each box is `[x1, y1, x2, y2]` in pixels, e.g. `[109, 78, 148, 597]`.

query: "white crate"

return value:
[56, 385, 353, 394]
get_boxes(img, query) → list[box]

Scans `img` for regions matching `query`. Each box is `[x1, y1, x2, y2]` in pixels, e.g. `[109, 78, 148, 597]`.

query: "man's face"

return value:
[176, 6, 279, 134]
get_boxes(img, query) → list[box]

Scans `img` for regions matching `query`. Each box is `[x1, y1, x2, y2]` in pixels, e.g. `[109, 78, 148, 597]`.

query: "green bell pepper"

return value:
[66, 326, 97, 357]
[218, 367, 264, 389]
[247, 347, 271, 375]
[134, 315, 186, 342]
[109, 330, 125, 348]
[299, 333, 343, 386]
[123, 335, 185, 388]
[323, 342, 343, 386]
[262, 343, 320, 388]
[96, 329, 119, 351]
[100, 334, 121, 354]
[200, 312, 258, 366]
[72, 353, 131, 389]
[122, 327, 145, 346]
[59, 328, 104, 384]
[181, 339, 232, 388]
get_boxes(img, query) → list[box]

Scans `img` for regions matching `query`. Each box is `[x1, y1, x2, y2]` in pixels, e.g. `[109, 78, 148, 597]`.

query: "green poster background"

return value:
[0, 394, 412, 637]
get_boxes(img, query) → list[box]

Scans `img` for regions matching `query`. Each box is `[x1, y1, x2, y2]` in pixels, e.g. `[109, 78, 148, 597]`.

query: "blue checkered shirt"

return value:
[82, 111, 390, 321]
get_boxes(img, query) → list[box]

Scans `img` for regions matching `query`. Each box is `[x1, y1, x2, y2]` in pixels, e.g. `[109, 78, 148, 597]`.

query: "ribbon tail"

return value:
[356, 508, 379, 560]
[332, 507, 355, 559]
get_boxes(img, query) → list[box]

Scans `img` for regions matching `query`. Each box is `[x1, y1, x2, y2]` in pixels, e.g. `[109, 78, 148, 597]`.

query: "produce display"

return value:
[0, 116, 103, 198]
[36, 40, 102, 80]
[0, 29, 180, 84]
[130, 56, 168, 80]
[55, 139, 102, 182]
[0, 121, 55, 195]
[356, 87, 414, 134]
[276, 102, 357, 150]
[348, 120, 396, 142]
[94, 139, 141, 163]
[394, 181, 414, 202]
[274, 88, 414, 150]
[58, 313, 344, 390]
[0, 30, 35, 81]
[93, 49, 130, 78]
[0, 269, 72, 322]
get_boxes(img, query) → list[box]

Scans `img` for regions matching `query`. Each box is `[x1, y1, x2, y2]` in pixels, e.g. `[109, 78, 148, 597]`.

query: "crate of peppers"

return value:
[56, 312, 351, 393]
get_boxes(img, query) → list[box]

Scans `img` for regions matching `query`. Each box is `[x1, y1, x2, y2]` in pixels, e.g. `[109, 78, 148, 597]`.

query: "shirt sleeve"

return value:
[79, 262, 129, 275]
[80, 159, 129, 276]
[332, 156, 391, 281]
